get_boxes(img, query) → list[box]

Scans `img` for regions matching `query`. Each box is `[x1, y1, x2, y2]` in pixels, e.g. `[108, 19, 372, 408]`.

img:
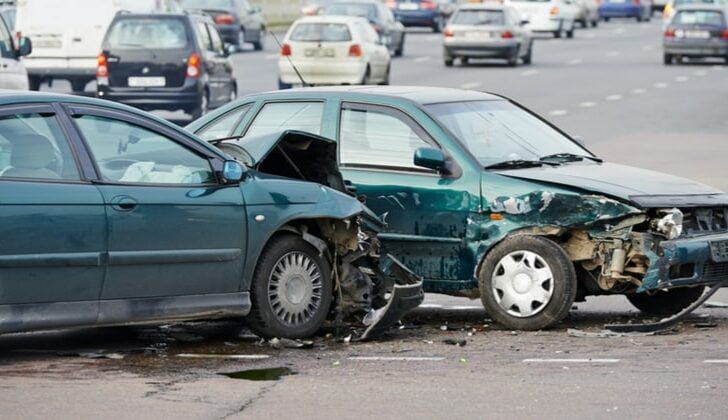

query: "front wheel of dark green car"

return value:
[479, 236, 577, 330]
[626, 286, 705, 317]
[248, 234, 333, 339]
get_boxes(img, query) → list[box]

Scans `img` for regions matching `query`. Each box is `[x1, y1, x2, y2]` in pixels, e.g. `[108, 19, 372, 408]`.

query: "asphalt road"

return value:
[18, 17, 728, 419]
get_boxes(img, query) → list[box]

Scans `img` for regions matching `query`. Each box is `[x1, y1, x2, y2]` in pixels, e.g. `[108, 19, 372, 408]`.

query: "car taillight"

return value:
[385, 0, 396, 9]
[215, 14, 235, 25]
[501, 30, 514, 39]
[664, 28, 675, 38]
[186, 52, 201, 78]
[631, 0, 639, 5]
[550, 6, 559, 16]
[349, 44, 362, 57]
[281, 43, 291, 56]
[444, 27, 454, 37]
[96, 53, 108, 77]
[721, 29, 728, 39]
[421, 0, 437, 10]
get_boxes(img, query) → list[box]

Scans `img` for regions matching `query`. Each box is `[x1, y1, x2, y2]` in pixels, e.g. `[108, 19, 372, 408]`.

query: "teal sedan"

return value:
[0, 91, 422, 339]
[189, 86, 728, 330]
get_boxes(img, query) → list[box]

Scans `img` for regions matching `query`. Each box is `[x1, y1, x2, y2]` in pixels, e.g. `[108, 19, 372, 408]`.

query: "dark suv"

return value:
[97, 12, 236, 118]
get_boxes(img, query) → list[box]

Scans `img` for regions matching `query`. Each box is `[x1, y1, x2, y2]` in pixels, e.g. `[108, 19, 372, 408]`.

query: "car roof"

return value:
[458, 3, 508, 10]
[244, 86, 504, 106]
[293, 14, 370, 24]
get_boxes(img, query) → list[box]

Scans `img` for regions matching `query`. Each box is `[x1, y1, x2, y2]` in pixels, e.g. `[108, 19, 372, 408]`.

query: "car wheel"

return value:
[580, 19, 587, 28]
[591, 18, 598, 27]
[507, 48, 519, 67]
[190, 90, 208, 119]
[395, 34, 405, 57]
[554, 21, 563, 38]
[522, 41, 533, 65]
[360, 65, 372, 84]
[566, 21, 575, 38]
[247, 234, 333, 339]
[237, 28, 246, 49]
[478, 236, 577, 330]
[228, 83, 237, 103]
[71, 79, 87, 93]
[626, 286, 705, 316]
[637, 14, 642, 22]
[663, 53, 674, 65]
[253, 28, 265, 51]
[444, 57, 454, 67]
[604, 16, 611, 22]
[461, 57, 469, 65]
[278, 78, 292, 89]
[28, 76, 42, 91]
[432, 16, 444, 33]
[379, 63, 391, 85]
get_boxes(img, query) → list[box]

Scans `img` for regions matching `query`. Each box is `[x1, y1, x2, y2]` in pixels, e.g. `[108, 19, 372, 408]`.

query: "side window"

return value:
[0, 112, 80, 180]
[0, 18, 13, 59]
[207, 23, 224, 54]
[197, 104, 252, 141]
[339, 106, 433, 170]
[245, 102, 324, 137]
[195, 21, 212, 51]
[74, 115, 214, 184]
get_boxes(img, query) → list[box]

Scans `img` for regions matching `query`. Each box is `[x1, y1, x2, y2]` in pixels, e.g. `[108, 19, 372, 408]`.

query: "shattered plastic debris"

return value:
[269, 338, 314, 349]
[692, 323, 718, 329]
[176, 353, 270, 360]
[443, 339, 467, 347]
[704, 301, 728, 309]
[567, 328, 662, 338]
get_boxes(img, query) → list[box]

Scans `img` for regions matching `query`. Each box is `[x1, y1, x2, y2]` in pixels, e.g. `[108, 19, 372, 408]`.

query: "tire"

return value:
[663, 53, 673, 65]
[28, 76, 42, 91]
[478, 236, 577, 330]
[360, 65, 372, 85]
[253, 28, 265, 51]
[591, 18, 598, 27]
[379, 63, 391, 85]
[228, 83, 237, 103]
[604, 16, 611, 22]
[461, 56, 469, 65]
[554, 28, 562, 38]
[626, 286, 705, 317]
[432, 16, 444, 33]
[394, 34, 405, 57]
[237, 28, 246, 49]
[71, 79, 87, 93]
[522, 41, 533, 65]
[247, 234, 333, 339]
[637, 15, 642, 22]
[444, 57, 454, 67]
[190, 90, 208, 119]
[507, 48, 518, 67]
[278, 78, 292, 89]
[566, 21, 575, 38]
[580, 19, 587, 28]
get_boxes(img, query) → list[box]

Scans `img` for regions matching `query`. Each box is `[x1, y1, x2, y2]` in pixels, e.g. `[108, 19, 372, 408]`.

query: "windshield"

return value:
[107, 18, 189, 49]
[426, 100, 591, 167]
[452, 9, 505, 25]
[673, 10, 725, 25]
[289, 22, 352, 42]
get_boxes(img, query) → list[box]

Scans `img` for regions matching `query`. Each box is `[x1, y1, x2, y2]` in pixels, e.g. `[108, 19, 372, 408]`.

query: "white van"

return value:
[0, 12, 31, 90]
[15, 0, 181, 92]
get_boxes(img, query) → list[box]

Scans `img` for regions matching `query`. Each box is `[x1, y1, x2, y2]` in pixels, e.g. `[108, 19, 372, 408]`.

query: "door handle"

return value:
[110, 195, 138, 211]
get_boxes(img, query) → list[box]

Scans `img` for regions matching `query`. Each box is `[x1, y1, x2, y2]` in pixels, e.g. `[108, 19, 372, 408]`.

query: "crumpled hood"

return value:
[496, 162, 728, 208]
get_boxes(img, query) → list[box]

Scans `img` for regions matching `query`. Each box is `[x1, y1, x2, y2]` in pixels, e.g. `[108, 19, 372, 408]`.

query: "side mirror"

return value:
[18, 37, 32, 57]
[520, 20, 530, 26]
[222, 160, 246, 183]
[225, 43, 238, 55]
[414, 147, 449, 174]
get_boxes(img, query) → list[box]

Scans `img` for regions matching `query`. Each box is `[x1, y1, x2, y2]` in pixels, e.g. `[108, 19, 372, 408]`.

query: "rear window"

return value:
[674, 0, 726, 6]
[106, 18, 189, 49]
[673, 10, 725, 25]
[322, 3, 377, 20]
[289, 22, 352, 42]
[452, 10, 505, 25]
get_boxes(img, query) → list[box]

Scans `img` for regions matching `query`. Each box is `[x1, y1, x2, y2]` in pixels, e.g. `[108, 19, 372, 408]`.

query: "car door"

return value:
[0, 16, 27, 90]
[206, 21, 235, 106]
[67, 105, 247, 300]
[0, 104, 105, 316]
[336, 102, 481, 288]
[193, 19, 222, 106]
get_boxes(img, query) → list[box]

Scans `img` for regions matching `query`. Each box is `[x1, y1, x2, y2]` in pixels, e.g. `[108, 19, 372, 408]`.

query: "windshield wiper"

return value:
[485, 159, 560, 170]
[540, 153, 602, 163]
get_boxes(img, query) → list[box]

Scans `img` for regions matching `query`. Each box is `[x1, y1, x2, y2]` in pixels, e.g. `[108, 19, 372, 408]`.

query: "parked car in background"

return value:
[97, 11, 236, 118]
[386, 0, 447, 33]
[599, 0, 653, 22]
[179, 0, 266, 50]
[443, 4, 533, 66]
[663, 0, 727, 28]
[278, 16, 391, 88]
[663, 5, 728, 64]
[509, 0, 578, 38]
[320, 0, 406, 56]
[190, 85, 728, 331]
[15, 0, 182, 92]
[0, 11, 31, 90]
[0, 90, 422, 339]
[574, 0, 600, 27]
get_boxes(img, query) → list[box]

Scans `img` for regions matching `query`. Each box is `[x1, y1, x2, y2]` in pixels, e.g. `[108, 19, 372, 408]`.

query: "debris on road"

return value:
[443, 339, 467, 347]
[268, 338, 315, 350]
[567, 328, 664, 338]
[704, 301, 728, 309]
[176, 353, 270, 360]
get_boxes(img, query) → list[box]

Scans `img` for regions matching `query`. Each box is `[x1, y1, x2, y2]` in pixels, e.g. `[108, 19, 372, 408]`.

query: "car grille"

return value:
[702, 262, 728, 282]
[683, 208, 728, 234]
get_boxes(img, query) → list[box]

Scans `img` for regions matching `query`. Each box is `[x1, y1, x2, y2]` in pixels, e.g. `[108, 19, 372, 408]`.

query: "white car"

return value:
[509, 0, 579, 38]
[0, 11, 30, 90]
[574, 0, 600, 27]
[278, 15, 391, 88]
[662, 0, 727, 28]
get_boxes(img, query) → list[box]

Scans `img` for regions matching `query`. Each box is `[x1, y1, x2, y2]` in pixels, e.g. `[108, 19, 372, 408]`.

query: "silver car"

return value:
[443, 4, 533, 67]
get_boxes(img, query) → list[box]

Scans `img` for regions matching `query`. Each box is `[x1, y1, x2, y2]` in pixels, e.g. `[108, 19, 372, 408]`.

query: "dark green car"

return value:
[0, 91, 422, 339]
[189, 86, 728, 330]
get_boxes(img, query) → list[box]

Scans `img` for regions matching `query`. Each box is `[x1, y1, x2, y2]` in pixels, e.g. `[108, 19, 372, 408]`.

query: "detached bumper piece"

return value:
[360, 254, 424, 340]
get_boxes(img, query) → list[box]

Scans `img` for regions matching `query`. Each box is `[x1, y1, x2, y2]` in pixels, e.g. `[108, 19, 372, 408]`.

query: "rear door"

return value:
[0, 104, 106, 309]
[67, 105, 247, 299]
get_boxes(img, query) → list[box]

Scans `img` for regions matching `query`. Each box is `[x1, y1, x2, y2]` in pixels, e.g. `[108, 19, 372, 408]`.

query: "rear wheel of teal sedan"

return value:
[479, 236, 577, 330]
[248, 234, 333, 339]
[626, 286, 705, 316]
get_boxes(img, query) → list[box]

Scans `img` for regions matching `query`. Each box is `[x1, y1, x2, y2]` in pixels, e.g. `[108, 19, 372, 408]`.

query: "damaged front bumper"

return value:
[640, 231, 728, 292]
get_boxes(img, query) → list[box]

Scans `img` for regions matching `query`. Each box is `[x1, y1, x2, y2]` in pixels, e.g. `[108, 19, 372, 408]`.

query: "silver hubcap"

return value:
[491, 250, 554, 318]
[268, 252, 322, 326]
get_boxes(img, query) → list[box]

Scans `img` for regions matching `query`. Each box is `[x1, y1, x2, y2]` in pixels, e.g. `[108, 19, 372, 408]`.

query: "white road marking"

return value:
[349, 356, 446, 362]
[523, 358, 620, 363]
[579, 101, 597, 108]
[605, 94, 622, 101]
[521, 69, 539, 76]
[264, 53, 279, 60]
[631, 88, 647, 94]
[548, 109, 568, 116]
[606, 51, 621, 57]
[176, 354, 270, 360]
[693, 70, 707, 77]
[675, 75, 689, 82]
[654, 82, 669, 88]
[704, 360, 728, 364]
[413, 56, 431, 63]
[567, 58, 583, 65]
[460, 82, 482, 89]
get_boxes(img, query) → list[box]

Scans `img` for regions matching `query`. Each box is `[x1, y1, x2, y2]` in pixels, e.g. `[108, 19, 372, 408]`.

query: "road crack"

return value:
[220, 381, 280, 419]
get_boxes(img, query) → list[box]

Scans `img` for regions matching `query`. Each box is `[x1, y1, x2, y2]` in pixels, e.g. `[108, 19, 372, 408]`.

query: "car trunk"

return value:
[106, 48, 189, 88]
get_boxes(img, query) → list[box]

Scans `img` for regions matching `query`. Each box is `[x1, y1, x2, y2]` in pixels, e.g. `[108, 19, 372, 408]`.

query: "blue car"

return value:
[599, 0, 653, 21]
[388, 0, 446, 32]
